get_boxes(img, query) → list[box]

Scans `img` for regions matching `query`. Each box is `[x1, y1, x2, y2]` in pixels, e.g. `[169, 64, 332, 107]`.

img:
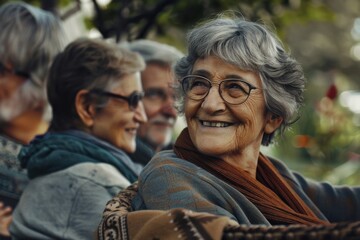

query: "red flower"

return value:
[326, 84, 337, 100]
[294, 135, 311, 148]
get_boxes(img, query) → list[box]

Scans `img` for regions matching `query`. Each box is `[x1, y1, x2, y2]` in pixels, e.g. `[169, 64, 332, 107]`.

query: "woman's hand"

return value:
[0, 202, 12, 237]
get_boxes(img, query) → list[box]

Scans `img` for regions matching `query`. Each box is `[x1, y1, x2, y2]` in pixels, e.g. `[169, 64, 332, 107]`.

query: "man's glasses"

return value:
[181, 75, 258, 105]
[144, 87, 175, 103]
[0, 62, 30, 79]
[90, 89, 144, 111]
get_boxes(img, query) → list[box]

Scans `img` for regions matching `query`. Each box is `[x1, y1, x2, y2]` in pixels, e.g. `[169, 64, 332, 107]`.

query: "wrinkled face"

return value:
[137, 63, 177, 151]
[90, 72, 147, 153]
[184, 55, 274, 160]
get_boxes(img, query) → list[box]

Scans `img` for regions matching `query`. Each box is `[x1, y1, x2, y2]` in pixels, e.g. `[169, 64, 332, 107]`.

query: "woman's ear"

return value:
[75, 90, 96, 127]
[264, 113, 283, 134]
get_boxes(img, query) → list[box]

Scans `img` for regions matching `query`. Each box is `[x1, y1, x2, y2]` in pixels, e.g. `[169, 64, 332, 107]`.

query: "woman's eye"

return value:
[226, 82, 245, 91]
[145, 89, 166, 99]
[188, 76, 207, 88]
[192, 80, 207, 87]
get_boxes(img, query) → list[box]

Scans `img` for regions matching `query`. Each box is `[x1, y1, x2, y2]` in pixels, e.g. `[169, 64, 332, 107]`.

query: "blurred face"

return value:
[90, 72, 147, 153]
[137, 63, 177, 151]
[0, 71, 24, 100]
[0, 69, 39, 122]
[184, 55, 275, 162]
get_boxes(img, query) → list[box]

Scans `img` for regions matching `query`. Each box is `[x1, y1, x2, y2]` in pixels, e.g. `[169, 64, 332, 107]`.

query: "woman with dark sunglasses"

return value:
[10, 38, 147, 240]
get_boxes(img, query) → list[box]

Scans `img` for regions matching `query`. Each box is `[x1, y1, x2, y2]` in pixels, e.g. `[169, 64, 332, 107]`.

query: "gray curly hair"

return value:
[174, 15, 305, 146]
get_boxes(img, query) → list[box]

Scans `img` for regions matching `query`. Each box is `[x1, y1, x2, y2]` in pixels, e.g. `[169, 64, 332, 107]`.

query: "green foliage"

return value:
[272, 77, 360, 184]
[273, 3, 334, 39]
[0, 0, 71, 7]
[84, 0, 334, 42]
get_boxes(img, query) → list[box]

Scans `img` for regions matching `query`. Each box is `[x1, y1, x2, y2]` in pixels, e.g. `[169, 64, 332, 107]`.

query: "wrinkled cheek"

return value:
[233, 125, 247, 147]
[184, 100, 198, 124]
[184, 103, 195, 126]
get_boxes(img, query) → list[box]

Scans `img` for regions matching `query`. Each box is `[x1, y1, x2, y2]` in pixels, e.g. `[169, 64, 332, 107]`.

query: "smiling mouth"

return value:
[126, 128, 138, 134]
[200, 120, 233, 127]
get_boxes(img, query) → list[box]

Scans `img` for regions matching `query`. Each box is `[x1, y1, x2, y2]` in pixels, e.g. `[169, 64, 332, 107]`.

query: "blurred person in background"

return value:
[125, 40, 183, 166]
[10, 38, 146, 240]
[0, 2, 67, 237]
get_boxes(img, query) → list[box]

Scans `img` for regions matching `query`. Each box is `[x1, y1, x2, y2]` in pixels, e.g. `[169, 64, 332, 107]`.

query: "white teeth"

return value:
[202, 121, 229, 127]
[203, 121, 210, 126]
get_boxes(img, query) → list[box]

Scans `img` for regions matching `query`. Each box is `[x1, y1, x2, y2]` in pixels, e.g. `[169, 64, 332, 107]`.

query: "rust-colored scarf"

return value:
[174, 128, 328, 225]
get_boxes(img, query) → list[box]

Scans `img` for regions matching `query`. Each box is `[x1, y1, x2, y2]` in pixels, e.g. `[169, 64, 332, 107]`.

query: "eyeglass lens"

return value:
[128, 92, 144, 110]
[182, 75, 254, 105]
[90, 89, 144, 111]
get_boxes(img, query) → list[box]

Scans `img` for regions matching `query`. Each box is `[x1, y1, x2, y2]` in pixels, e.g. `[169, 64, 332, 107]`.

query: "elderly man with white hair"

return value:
[126, 40, 183, 166]
[0, 2, 67, 237]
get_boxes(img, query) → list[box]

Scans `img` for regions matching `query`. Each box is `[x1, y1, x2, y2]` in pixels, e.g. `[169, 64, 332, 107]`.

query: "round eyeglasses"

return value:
[90, 89, 144, 111]
[181, 75, 258, 105]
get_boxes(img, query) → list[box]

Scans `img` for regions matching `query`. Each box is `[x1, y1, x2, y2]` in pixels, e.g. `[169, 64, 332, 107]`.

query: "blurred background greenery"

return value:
[1, 0, 359, 184]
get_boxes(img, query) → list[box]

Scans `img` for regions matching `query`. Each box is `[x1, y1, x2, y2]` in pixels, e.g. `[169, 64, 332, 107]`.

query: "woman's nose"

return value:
[134, 101, 147, 123]
[201, 87, 226, 113]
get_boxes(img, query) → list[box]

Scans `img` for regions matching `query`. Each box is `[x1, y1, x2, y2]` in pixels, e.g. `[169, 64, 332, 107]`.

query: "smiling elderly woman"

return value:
[10, 38, 147, 240]
[98, 14, 360, 240]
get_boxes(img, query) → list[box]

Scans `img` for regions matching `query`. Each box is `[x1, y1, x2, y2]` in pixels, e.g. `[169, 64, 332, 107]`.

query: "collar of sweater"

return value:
[19, 130, 141, 181]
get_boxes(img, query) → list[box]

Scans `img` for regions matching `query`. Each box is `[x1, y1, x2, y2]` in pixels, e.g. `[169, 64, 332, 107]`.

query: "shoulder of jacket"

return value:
[59, 162, 131, 188]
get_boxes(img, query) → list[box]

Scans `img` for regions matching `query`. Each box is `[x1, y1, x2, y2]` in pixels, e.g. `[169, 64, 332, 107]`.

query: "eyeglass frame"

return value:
[143, 87, 176, 103]
[0, 62, 30, 79]
[89, 89, 144, 111]
[0, 62, 36, 87]
[180, 75, 258, 105]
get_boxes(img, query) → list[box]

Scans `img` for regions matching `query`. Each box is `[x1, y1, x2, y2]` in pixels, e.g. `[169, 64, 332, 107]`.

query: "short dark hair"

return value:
[47, 38, 145, 131]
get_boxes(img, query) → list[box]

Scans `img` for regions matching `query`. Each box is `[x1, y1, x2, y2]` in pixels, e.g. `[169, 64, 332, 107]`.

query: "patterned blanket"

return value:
[97, 182, 360, 240]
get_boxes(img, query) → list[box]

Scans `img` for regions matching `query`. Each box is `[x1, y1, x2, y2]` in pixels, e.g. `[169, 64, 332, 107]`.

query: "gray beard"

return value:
[0, 80, 50, 123]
